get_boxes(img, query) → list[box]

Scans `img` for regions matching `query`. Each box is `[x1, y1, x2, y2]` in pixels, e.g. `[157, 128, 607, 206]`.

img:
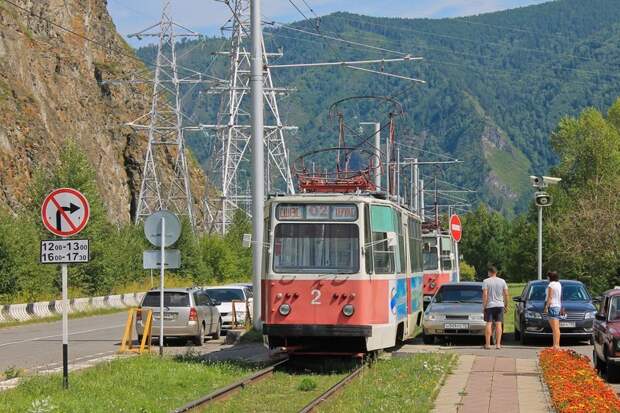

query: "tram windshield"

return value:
[273, 223, 359, 274]
[423, 238, 439, 271]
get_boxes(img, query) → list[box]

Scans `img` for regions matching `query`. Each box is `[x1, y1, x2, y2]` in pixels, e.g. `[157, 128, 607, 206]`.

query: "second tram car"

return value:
[422, 227, 457, 306]
[262, 193, 424, 354]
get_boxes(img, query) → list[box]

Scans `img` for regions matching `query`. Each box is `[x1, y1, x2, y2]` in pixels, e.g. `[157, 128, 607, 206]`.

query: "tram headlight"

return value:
[279, 303, 291, 316]
[342, 304, 355, 317]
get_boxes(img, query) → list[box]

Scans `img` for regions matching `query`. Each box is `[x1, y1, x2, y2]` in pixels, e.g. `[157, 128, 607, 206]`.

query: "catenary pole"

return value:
[250, 0, 264, 330]
[538, 206, 543, 280]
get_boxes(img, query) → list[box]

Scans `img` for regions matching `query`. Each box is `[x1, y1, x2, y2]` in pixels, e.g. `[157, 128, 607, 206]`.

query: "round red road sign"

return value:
[41, 188, 90, 237]
[450, 214, 462, 242]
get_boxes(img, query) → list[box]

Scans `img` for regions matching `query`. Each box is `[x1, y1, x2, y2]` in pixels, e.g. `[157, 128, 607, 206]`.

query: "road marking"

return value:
[0, 324, 125, 348]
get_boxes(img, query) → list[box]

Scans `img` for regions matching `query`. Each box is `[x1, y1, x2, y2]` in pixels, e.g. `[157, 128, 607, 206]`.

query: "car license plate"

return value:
[154, 312, 176, 321]
[444, 323, 468, 329]
[559, 321, 575, 328]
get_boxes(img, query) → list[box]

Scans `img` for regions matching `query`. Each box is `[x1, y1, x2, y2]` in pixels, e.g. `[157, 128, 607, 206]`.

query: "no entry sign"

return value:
[450, 214, 462, 242]
[41, 188, 90, 237]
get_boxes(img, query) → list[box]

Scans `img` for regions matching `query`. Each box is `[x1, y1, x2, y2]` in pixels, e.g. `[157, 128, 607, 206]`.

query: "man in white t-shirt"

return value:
[482, 265, 509, 349]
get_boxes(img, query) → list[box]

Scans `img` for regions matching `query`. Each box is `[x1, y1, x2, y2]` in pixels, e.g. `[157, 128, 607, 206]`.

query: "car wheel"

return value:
[594, 350, 603, 373]
[514, 323, 521, 341]
[589, 335, 595, 345]
[211, 318, 222, 340]
[422, 332, 434, 345]
[193, 323, 205, 347]
[607, 359, 620, 383]
[137, 334, 143, 344]
[520, 325, 529, 345]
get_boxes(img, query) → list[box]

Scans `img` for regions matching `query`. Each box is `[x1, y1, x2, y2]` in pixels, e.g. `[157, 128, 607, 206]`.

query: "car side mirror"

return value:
[212, 300, 222, 306]
[595, 313, 606, 321]
[512, 297, 522, 302]
[593, 297, 601, 304]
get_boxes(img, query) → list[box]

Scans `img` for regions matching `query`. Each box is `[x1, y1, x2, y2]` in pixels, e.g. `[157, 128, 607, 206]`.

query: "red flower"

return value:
[539, 348, 620, 413]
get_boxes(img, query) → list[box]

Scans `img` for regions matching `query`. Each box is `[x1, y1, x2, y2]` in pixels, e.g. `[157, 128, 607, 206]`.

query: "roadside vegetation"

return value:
[0, 142, 252, 305]
[459, 99, 620, 294]
[317, 353, 456, 412]
[0, 354, 257, 413]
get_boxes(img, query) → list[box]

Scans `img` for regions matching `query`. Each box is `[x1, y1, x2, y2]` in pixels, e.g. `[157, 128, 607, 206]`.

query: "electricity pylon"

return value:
[203, 0, 296, 234]
[128, 0, 203, 227]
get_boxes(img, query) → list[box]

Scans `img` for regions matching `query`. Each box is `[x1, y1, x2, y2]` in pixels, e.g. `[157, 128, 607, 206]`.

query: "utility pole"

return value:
[204, 0, 296, 234]
[250, 0, 264, 330]
[360, 122, 381, 189]
[128, 0, 200, 227]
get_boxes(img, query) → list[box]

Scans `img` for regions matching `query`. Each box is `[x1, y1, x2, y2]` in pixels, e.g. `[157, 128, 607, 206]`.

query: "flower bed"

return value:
[539, 348, 620, 413]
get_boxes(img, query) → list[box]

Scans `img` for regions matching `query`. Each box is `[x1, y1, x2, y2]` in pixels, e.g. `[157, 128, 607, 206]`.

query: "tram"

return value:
[422, 226, 458, 306]
[261, 192, 424, 354]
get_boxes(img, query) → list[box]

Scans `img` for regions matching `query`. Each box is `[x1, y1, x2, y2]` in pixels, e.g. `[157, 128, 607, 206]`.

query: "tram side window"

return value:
[423, 238, 439, 271]
[369, 205, 396, 274]
[408, 218, 423, 273]
[395, 213, 406, 273]
[364, 205, 373, 274]
[441, 237, 453, 271]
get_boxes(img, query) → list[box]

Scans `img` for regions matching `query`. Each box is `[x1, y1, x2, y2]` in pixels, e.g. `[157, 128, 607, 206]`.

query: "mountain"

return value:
[0, 0, 207, 223]
[145, 0, 620, 215]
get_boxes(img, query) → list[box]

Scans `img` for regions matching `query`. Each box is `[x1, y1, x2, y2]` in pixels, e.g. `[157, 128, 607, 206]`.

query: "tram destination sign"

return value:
[277, 204, 358, 221]
[40, 239, 90, 264]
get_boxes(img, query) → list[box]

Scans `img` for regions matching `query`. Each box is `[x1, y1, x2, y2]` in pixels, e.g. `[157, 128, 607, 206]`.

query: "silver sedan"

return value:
[422, 282, 485, 344]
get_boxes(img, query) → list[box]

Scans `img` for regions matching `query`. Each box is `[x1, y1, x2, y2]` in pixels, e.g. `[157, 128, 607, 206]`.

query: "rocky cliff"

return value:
[0, 0, 206, 224]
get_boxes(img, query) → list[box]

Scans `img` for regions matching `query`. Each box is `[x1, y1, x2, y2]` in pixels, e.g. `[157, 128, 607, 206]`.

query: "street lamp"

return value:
[530, 176, 562, 280]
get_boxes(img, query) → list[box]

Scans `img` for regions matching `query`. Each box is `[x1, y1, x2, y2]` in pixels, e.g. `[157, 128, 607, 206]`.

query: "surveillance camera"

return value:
[535, 191, 552, 207]
[530, 175, 543, 187]
[542, 176, 562, 185]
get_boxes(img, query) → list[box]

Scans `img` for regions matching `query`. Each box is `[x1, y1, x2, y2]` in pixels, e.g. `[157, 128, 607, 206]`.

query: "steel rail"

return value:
[170, 358, 289, 413]
[297, 363, 366, 413]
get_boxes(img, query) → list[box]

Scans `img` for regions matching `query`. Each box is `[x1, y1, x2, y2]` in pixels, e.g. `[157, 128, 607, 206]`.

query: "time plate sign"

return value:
[40, 239, 90, 264]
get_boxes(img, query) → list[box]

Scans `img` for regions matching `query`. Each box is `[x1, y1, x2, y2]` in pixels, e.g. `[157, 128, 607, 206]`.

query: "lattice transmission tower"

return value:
[203, 0, 296, 234]
[128, 0, 204, 226]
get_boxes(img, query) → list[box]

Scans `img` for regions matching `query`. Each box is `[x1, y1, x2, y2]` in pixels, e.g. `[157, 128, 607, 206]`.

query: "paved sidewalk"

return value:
[432, 355, 550, 413]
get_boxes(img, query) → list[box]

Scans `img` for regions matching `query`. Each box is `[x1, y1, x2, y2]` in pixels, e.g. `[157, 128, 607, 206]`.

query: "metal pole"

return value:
[250, 0, 264, 331]
[61, 263, 68, 389]
[420, 180, 425, 221]
[413, 158, 419, 212]
[538, 206, 543, 280]
[385, 131, 391, 196]
[373, 123, 381, 189]
[455, 241, 460, 282]
[159, 216, 165, 356]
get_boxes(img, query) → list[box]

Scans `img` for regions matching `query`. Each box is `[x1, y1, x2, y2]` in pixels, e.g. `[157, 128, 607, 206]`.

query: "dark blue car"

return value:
[513, 280, 597, 345]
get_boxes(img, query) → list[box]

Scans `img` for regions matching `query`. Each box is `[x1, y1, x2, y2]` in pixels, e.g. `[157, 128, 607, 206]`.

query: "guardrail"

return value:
[0, 292, 146, 323]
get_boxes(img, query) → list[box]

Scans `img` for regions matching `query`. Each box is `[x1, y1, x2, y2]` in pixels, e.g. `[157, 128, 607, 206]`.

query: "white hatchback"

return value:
[204, 285, 253, 329]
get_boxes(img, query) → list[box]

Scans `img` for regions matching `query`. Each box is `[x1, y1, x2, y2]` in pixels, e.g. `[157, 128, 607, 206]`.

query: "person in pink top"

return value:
[544, 271, 562, 349]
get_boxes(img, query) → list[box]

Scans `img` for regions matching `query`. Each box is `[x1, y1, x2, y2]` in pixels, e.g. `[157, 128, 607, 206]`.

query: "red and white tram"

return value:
[262, 193, 424, 354]
[422, 227, 458, 306]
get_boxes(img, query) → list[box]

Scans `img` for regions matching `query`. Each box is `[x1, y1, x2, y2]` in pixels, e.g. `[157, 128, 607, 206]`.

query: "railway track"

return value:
[297, 362, 366, 413]
[171, 357, 289, 413]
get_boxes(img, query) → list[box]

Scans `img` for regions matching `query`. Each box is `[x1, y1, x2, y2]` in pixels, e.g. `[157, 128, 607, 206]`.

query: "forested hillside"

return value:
[139, 0, 620, 214]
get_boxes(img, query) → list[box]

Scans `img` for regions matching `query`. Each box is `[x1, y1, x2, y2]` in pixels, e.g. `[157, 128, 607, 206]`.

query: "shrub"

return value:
[297, 378, 317, 392]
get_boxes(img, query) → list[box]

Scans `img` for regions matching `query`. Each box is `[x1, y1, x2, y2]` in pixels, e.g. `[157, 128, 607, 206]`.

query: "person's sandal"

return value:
[484, 345, 491, 350]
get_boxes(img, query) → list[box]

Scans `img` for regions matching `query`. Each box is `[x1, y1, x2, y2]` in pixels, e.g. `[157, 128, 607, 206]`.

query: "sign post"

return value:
[41, 188, 90, 389]
[144, 211, 181, 357]
[449, 214, 462, 283]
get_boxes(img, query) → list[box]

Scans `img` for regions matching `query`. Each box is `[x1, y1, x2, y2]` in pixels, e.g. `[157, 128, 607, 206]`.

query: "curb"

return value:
[0, 292, 145, 323]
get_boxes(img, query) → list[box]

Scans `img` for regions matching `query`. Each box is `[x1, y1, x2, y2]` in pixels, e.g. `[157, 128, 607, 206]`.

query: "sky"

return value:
[107, 0, 549, 44]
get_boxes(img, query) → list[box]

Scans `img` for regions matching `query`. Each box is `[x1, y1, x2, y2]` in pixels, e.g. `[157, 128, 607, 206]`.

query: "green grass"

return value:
[0, 307, 126, 330]
[317, 353, 457, 413]
[205, 369, 347, 413]
[0, 354, 256, 413]
[504, 283, 527, 333]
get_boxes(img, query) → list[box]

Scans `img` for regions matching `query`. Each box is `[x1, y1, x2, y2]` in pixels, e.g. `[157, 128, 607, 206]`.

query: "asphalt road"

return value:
[0, 312, 129, 373]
